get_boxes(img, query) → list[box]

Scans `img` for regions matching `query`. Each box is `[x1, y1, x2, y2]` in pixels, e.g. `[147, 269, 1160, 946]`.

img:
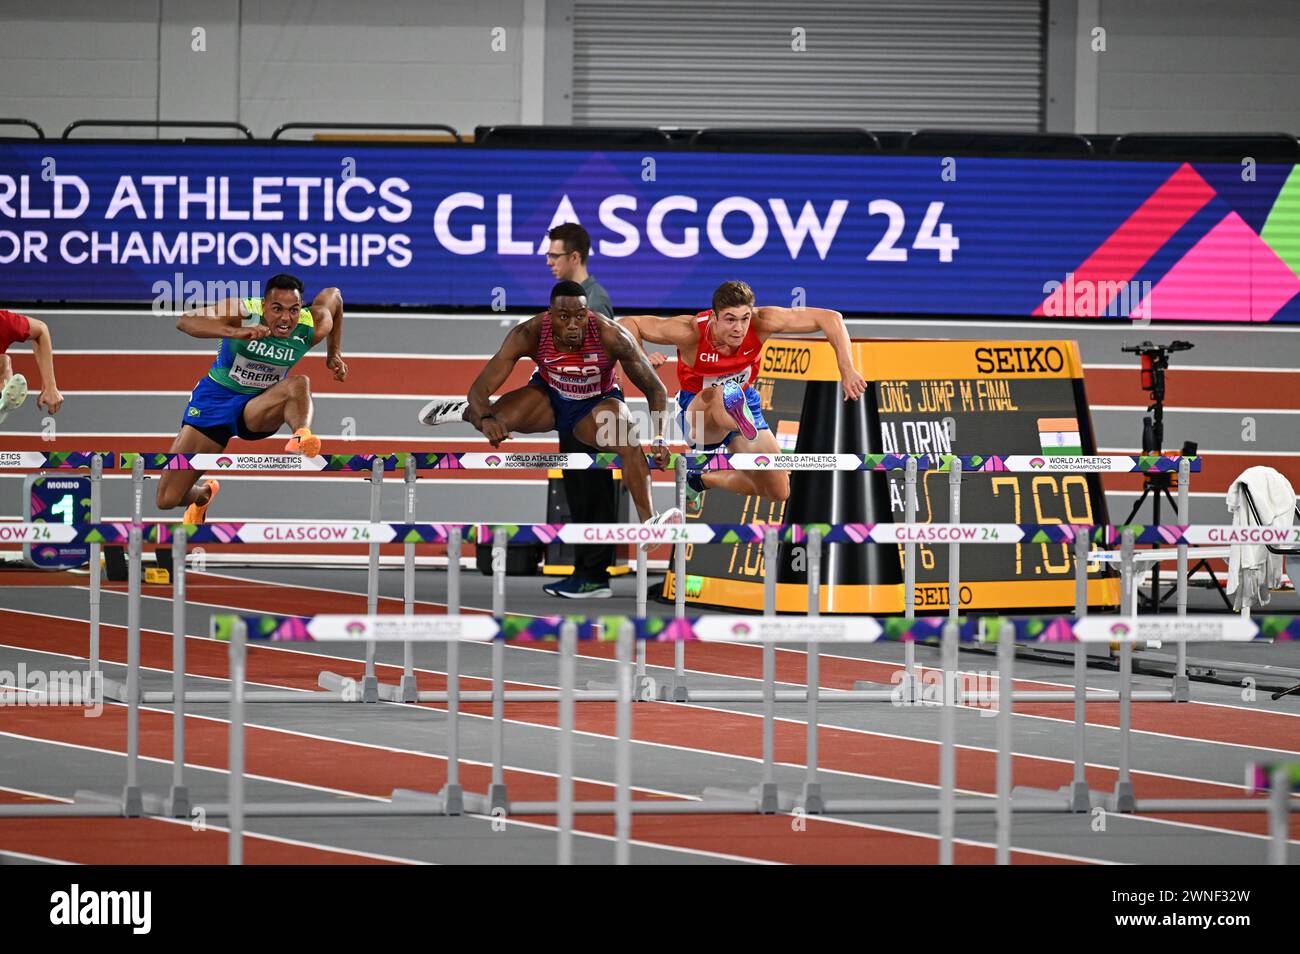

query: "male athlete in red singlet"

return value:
[620, 280, 865, 506]
[419, 281, 681, 542]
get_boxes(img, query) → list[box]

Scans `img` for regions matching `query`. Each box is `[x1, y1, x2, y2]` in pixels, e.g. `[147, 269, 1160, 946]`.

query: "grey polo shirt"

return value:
[581, 274, 614, 320]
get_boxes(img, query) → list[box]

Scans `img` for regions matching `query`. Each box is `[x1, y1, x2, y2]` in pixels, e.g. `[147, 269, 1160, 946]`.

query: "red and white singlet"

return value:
[534, 310, 618, 400]
[676, 310, 763, 394]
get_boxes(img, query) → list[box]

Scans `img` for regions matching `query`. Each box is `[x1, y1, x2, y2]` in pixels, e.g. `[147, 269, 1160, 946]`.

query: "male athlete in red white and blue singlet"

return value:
[418, 280, 680, 528]
[621, 280, 866, 507]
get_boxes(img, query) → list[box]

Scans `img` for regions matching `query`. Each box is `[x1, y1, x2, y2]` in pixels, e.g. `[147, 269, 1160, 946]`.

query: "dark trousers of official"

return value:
[559, 428, 617, 580]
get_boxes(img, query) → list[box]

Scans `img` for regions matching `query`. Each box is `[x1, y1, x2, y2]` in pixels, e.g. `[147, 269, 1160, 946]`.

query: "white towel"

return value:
[1225, 466, 1296, 610]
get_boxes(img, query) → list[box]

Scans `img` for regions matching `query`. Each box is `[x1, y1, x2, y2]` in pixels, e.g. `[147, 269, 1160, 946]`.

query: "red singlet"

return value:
[676, 310, 763, 393]
[0, 310, 31, 353]
[533, 310, 618, 400]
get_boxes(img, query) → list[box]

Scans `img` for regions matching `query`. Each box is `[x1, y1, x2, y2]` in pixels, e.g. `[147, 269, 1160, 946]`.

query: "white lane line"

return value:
[0, 775, 427, 865]
[0, 848, 76, 864]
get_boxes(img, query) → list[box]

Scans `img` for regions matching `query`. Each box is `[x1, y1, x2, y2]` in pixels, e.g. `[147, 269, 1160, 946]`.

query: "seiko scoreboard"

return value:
[664, 339, 1121, 613]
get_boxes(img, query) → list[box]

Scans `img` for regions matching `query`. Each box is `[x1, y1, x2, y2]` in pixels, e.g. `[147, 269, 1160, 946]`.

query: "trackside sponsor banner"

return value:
[461, 453, 593, 470]
[308, 614, 497, 641]
[189, 454, 327, 471]
[558, 523, 708, 544]
[237, 522, 397, 544]
[693, 616, 884, 643]
[1073, 615, 1258, 643]
[871, 523, 1025, 543]
[731, 453, 862, 470]
[5, 142, 1298, 324]
[0, 523, 78, 543]
[1003, 455, 1128, 473]
[1182, 526, 1300, 545]
[0, 453, 49, 468]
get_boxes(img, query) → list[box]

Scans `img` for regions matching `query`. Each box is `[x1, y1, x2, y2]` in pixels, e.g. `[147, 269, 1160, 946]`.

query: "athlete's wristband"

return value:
[651, 435, 667, 446]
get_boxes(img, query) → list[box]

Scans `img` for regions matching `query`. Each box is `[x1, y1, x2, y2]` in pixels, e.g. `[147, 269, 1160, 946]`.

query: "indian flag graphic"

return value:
[1037, 417, 1082, 455]
[776, 419, 799, 452]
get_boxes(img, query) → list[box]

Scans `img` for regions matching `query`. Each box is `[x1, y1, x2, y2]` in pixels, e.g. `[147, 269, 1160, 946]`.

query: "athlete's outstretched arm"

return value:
[602, 320, 672, 469]
[618, 313, 696, 348]
[467, 320, 537, 441]
[310, 287, 347, 381]
[175, 297, 261, 340]
[24, 318, 63, 414]
[754, 306, 866, 400]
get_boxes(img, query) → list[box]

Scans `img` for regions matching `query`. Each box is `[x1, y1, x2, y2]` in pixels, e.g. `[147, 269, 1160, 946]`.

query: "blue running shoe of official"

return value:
[543, 575, 612, 599]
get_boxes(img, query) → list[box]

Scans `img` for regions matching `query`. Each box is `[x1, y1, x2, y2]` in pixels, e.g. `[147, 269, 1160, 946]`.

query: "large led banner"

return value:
[1, 142, 1298, 320]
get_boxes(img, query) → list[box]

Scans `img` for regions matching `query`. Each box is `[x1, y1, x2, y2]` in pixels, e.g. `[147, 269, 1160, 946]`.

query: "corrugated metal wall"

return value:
[572, 0, 1044, 130]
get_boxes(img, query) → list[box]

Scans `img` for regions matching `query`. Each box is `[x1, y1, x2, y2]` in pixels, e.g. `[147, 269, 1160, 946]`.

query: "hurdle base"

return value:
[376, 676, 419, 703]
[1107, 781, 1136, 813]
[167, 786, 191, 819]
[439, 784, 464, 816]
[487, 783, 509, 815]
[1171, 674, 1191, 702]
[122, 785, 143, 817]
[801, 782, 825, 814]
[659, 682, 689, 702]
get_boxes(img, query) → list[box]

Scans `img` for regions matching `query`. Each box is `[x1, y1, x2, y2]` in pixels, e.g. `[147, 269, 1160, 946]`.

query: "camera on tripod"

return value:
[1120, 340, 1195, 454]
[1118, 340, 1203, 613]
[1121, 340, 1194, 396]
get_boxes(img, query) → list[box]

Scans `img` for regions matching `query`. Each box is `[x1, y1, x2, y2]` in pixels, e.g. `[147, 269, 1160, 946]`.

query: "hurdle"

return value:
[3, 509, 1296, 863]
[207, 607, 1296, 865]
[12, 515, 1292, 823]
[4, 449, 1212, 709]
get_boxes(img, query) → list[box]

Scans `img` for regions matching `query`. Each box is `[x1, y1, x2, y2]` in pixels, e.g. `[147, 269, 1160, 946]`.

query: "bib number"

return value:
[229, 354, 289, 390]
[703, 367, 751, 390]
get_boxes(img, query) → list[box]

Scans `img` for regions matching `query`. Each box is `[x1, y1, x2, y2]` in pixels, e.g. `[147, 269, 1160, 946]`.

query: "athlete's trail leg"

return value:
[464, 383, 555, 438]
[684, 388, 790, 501]
[156, 425, 223, 510]
[577, 399, 655, 521]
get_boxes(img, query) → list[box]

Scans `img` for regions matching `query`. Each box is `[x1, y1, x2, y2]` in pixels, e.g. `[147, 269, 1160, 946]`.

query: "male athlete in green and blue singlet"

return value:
[155, 274, 347, 523]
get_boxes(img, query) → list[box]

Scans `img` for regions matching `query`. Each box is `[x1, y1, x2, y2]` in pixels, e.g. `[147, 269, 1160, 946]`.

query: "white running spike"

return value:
[1, 373, 28, 412]
[418, 398, 469, 427]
